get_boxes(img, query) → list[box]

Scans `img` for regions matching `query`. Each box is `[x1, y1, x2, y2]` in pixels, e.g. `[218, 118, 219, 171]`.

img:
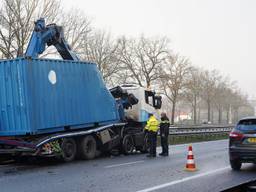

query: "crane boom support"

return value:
[25, 18, 79, 61]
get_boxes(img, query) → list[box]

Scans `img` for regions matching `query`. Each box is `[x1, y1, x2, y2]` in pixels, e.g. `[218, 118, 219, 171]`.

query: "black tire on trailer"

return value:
[0, 155, 12, 163]
[122, 135, 134, 155]
[13, 155, 29, 164]
[77, 135, 97, 160]
[61, 138, 77, 162]
[230, 159, 242, 171]
[140, 133, 150, 153]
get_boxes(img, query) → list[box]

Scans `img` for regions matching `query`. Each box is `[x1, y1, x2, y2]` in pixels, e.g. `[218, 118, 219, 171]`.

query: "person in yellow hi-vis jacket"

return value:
[145, 113, 159, 157]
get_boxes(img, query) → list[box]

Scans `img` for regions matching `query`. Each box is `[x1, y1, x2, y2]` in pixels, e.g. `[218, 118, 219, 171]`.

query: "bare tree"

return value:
[160, 53, 191, 124]
[229, 90, 249, 122]
[80, 30, 120, 85]
[0, 0, 91, 60]
[181, 68, 254, 125]
[200, 69, 220, 123]
[40, 9, 91, 59]
[117, 35, 169, 87]
[60, 9, 91, 55]
[116, 37, 142, 86]
[212, 79, 229, 124]
[0, 0, 61, 58]
[183, 67, 203, 124]
[222, 88, 234, 124]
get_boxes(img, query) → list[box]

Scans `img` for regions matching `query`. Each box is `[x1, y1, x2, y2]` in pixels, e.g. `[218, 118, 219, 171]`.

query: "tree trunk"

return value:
[218, 106, 222, 124]
[171, 101, 176, 125]
[146, 80, 150, 88]
[226, 110, 229, 124]
[207, 101, 211, 122]
[193, 95, 197, 124]
[17, 47, 23, 57]
[234, 107, 239, 123]
[211, 109, 214, 124]
[228, 105, 232, 124]
[198, 107, 201, 124]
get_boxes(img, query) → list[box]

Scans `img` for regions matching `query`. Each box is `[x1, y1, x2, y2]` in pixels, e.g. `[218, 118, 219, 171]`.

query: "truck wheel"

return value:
[77, 135, 97, 160]
[122, 135, 134, 155]
[13, 155, 29, 164]
[140, 134, 150, 153]
[230, 159, 242, 171]
[61, 138, 77, 162]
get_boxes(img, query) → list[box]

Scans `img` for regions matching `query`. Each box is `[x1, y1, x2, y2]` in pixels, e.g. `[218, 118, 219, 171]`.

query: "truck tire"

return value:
[61, 138, 77, 162]
[140, 133, 150, 153]
[13, 155, 29, 163]
[230, 159, 242, 171]
[77, 135, 97, 160]
[122, 135, 134, 155]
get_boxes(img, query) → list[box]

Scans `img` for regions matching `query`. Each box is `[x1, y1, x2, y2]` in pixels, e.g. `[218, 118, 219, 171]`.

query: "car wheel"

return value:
[230, 159, 242, 171]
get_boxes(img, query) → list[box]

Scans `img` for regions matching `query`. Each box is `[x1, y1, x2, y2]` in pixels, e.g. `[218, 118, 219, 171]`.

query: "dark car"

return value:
[229, 117, 256, 170]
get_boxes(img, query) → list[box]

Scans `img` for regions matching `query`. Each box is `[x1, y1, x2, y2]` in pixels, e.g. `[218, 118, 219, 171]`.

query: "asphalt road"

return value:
[0, 140, 255, 192]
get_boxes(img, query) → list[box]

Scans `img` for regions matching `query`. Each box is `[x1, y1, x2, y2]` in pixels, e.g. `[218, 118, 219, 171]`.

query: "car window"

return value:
[237, 119, 256, 132]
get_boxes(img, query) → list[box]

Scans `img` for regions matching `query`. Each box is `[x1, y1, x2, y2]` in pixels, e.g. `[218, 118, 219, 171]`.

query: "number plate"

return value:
[247, 138, 256, 143]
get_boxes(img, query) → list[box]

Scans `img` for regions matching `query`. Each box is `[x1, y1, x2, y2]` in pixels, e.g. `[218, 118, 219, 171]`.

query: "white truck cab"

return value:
[120, 84, 162, 122]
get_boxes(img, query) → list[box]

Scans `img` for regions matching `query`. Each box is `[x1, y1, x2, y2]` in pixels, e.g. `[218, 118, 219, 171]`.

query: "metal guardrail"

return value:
[169, 125, 234, 136]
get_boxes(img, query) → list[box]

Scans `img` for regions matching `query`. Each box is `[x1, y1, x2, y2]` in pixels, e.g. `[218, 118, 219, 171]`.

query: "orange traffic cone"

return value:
[185, 145, 197, 172]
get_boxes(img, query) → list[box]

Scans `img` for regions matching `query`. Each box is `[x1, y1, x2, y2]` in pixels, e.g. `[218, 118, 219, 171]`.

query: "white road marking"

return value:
[0, 164, 12, 168]
[0, 164, 27, 169]
[105, 160, 144, 168]
[136, 166, 230, 192]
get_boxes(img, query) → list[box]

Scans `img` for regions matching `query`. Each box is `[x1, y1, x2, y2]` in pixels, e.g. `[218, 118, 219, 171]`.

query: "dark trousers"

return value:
[148, 131, 157, 156]
[161, 134, 169, 154]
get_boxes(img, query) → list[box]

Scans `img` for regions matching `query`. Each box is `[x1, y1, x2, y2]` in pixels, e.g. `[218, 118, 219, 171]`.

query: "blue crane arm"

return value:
[25, 18, 79, 61]
[109, 86, 139, 121]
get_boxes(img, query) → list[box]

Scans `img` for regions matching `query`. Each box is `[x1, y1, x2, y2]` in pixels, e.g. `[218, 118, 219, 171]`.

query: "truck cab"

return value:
[120, 84, 162, 123]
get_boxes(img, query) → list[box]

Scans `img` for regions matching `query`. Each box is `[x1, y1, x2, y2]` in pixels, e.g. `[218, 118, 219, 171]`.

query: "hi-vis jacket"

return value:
[145, 116, 159, 132]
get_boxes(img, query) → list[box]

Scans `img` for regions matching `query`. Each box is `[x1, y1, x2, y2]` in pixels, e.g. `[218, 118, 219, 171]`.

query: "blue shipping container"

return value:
[0, 58, 120, 136]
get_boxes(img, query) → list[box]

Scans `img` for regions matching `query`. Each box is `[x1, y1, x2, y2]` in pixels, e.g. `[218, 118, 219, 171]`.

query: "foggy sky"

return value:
[62, 0, 256, 98]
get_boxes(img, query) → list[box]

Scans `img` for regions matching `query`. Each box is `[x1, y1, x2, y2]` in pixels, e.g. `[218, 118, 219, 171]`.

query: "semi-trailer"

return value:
[0, 18, 162, 162]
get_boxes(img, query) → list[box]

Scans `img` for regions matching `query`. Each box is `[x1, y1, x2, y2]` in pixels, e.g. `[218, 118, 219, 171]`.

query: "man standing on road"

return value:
[159, 112, 170, 156]
[145, 113, 159, 158]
